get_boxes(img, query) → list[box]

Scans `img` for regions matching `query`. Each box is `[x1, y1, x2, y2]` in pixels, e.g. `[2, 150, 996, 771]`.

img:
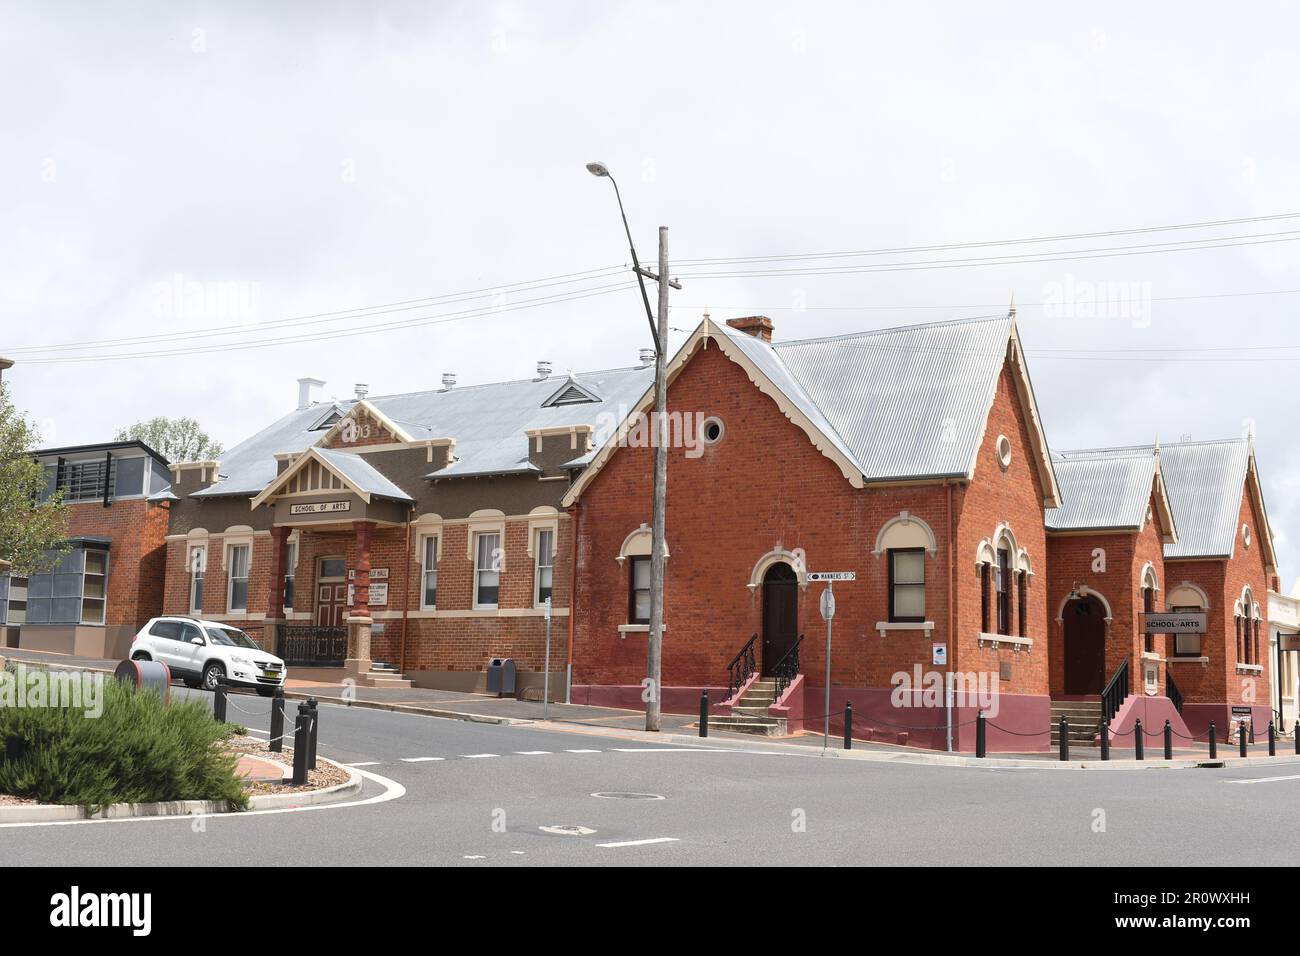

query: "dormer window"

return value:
[309, 405, 346, 430]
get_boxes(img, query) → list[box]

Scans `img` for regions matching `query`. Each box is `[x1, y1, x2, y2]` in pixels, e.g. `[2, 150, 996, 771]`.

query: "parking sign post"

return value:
[809, 572, 855, 750]
[542, 597, 553, 721]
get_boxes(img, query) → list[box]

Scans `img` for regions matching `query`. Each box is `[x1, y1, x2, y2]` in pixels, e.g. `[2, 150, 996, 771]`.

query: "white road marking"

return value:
[1225, 773, 1300, 784]
[462, 753, 499, 759]
[515, 751, 551, 755]
[400, 757, 445, 763]
[343, 761, 381, 767]
[463, 855, 485, 860]
[565, 749, 602, 754]
[595, 837, 680, 848]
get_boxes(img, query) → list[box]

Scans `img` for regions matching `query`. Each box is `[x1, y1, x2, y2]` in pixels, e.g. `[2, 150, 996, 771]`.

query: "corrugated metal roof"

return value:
[193, 365, 653, 499]
[756, 314, 1016, 482]
[1054, 440, 1250, 558]
[314, 448, 414, 502]
[1045, 449, 1156, 531]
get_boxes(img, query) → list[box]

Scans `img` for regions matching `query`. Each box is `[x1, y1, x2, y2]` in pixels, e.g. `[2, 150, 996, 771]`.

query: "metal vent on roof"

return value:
[541, 377, 601, 408]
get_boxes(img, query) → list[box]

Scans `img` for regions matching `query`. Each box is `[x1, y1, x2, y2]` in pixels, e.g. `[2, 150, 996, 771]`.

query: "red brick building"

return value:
[0, 441, 172, 658]
[562, 313, 1279, 752]
[158, 365, 652, 693]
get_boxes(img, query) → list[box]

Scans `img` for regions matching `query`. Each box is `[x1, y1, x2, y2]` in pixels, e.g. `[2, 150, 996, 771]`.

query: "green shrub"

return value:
[0, 675, 248, 810]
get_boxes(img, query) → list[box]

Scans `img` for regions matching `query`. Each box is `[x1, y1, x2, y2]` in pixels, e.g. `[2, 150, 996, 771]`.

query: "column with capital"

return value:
[344, 521, 375, 677]
[265, 525, 289, 655]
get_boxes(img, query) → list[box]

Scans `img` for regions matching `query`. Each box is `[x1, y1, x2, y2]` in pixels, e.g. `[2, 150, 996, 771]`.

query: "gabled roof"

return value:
[314, 399, 417, 446]
[1051, 438, 1275, 569]
[249, 446, 413, 509]
[191, 366, 654, 499]
[1046, 447, 1177, 542]
[564, 313, 1061, 507]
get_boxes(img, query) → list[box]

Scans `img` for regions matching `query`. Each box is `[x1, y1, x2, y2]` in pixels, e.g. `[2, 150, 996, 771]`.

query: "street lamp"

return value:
[587, 161, 673, 732]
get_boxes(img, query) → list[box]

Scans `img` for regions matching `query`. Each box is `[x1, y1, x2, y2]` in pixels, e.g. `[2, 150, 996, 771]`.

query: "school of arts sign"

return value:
[289, 500, 351, 515]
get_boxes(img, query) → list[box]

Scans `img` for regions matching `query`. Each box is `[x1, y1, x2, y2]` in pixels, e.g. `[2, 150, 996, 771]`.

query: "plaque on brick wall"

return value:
[289, 500, 350, 515]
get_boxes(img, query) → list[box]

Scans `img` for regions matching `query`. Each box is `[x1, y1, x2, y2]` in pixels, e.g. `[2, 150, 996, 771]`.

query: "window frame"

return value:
[227, 543, 251, 614]
[283, 539, 298, 612]
[421, 534, 440, 610]
[534, 528, 555, 608]
[21, 546, 109, 626]
[473, 532, 501, 610]
[887, 547, 925, 623]
[995, 548, 1012, 636]
[1017, 571, 1027, 638]
[628, 555, 651, 625]
[189, 545, 206, 616]
[980, 563, 991, 633]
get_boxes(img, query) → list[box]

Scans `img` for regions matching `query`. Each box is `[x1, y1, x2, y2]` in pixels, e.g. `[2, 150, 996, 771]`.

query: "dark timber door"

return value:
[1063, 595, 1107, 695]
[761, 563, 798, 676]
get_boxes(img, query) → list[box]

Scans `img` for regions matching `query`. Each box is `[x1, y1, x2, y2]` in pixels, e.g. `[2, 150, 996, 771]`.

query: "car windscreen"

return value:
[204, 626, 260, 649]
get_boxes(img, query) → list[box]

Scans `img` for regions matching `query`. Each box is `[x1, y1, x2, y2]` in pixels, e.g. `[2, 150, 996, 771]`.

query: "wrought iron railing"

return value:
[277, 624, 347, 667]
[1101, 658, 1130, 723]
[726, 634, 757, 699]
[772, 634, 804, 702]
[1166, 667, 1184, 714]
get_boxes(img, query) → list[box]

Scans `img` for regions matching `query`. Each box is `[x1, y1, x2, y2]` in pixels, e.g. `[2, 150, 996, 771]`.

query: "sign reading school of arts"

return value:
[1141, 611, 1207, 634]
[289, 500, 351, 515]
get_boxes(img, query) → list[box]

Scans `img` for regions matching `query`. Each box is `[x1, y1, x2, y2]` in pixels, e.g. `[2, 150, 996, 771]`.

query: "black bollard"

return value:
[1100, 717, 1110, 761]
[1163, 720, 1173, 760]
[1135, 718, 1144, 760]
[1059, 715, 1069, 761]
[1209, 722, 1217, 759]
[213, 680, 227, 723]
[844, 702, 853, 751]
[1239, 722, 1247, 758]
[698, 691, 709, 739]
[1295, 721, 1299, 756]
[291, 704, 310, 785]
[976, 711, 987, 759]
[307, 697, 319, 770]
[269, 690, 285, 753]
[1269, 720, 1277, 757]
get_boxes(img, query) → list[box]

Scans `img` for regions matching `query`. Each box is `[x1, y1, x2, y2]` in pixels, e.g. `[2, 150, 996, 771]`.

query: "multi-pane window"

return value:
[60, 460, 113, 501]
[980, 563, 991, 633]
[227, 544, 250, 612]
[23, 547, 108, 625]
[4, 575, 28, 624]
[422, 536, 439, 609]
[474, 533, 500, 608]
[189, 545, 206, 615]
[535, 529, 554, 606]
[1142, 587, 1155, 653]
[995, 548, 1011, 636]
[283, 540, 297, 611]
[628, 556, 651, 625]
[888, 548, 924, 622]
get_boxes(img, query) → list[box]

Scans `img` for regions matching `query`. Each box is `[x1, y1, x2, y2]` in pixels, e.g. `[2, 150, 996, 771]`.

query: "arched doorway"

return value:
[761, 563, 798, 675]
[1063, 595, 1107, 695]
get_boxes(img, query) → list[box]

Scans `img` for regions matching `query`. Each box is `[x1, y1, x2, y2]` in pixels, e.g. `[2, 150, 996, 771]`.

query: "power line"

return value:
[21, 281, 638, 365]
[672, 231, 1300, 280]
[668, 210, 1300, 266]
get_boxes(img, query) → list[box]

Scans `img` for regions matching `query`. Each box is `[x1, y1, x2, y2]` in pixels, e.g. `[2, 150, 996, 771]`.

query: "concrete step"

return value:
[707, 716, 787, 737]
[363, 674, 413, 688]
[731, 705, 773, 717]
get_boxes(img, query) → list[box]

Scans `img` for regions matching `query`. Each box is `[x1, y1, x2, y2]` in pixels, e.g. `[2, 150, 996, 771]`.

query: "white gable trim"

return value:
[250, 446, 373, 509]
[967, 320, 1062, 508]
[314, 399, 416, 448]
[562, 317, 864, 507]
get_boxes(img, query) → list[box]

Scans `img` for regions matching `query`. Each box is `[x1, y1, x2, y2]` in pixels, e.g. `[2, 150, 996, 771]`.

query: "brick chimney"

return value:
[726, 315, 774, 343]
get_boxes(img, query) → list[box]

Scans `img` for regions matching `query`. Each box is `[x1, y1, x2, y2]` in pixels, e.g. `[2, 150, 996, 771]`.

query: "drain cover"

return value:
[538, 825, 596, 836]
[590, 791, 665, 800]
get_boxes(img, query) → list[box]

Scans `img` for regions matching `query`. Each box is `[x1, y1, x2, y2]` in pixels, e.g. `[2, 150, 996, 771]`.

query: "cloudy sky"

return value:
[4, 1, 1299, 581]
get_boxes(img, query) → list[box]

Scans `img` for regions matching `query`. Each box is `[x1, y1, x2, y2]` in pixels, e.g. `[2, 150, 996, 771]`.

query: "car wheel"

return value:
[255, 686, 277, 698]
[201, 662, 225, 691]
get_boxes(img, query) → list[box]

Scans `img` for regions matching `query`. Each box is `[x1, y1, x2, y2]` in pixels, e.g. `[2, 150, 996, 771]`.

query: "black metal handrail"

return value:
[772, 634, 804, 702]
[1100, 658, 1130, 723]
[278, 624, 348, 667]
[726, 634, 758, 699]
[1166, 667, 1184, 714]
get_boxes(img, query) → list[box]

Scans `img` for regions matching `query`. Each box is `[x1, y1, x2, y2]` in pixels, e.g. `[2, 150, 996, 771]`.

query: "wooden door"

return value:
[1063, 595, 1107, 695]
[315, 557, 348, 626]
[761, 563, 799, 675]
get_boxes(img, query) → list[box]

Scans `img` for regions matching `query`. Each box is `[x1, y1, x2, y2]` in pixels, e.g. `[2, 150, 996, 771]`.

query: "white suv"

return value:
[130, 617, 287, 697]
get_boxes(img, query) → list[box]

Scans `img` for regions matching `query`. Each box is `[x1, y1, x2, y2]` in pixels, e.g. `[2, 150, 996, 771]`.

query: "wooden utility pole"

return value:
[646, 226, 670, 731]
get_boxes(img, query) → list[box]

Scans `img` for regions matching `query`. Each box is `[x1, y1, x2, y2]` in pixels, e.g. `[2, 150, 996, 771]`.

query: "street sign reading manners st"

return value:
[807, 571, 856, 582]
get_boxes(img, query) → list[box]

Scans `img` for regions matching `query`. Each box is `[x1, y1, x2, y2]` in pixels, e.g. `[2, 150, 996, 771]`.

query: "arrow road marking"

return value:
[595, 837, 680, 848]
